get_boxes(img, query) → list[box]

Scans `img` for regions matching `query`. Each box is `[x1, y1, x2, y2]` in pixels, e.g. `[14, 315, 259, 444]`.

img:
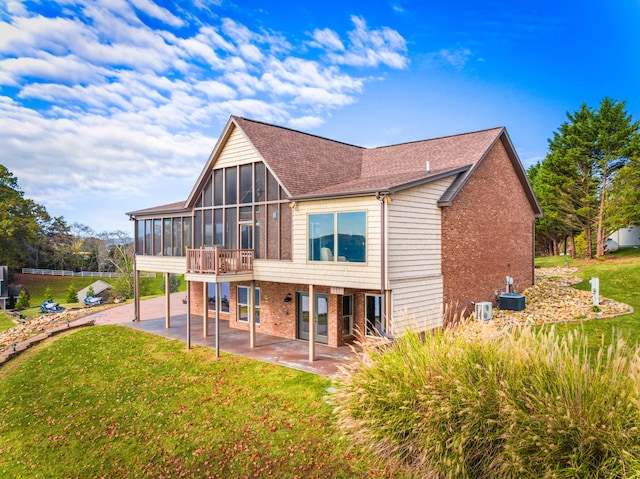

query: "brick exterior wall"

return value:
[441, 138, 535, 315]
[187, 280, 367, 347]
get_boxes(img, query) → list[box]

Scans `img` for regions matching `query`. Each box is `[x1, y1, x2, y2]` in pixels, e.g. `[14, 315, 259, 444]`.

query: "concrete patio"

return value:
[89, 293, 356, 377]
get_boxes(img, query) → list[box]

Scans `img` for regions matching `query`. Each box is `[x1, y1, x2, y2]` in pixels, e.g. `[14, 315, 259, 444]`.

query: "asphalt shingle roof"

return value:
[128, 116, 541, 218]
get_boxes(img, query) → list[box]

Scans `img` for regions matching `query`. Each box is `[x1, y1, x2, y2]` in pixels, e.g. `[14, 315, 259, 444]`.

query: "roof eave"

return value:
[290, 166, 470, 202]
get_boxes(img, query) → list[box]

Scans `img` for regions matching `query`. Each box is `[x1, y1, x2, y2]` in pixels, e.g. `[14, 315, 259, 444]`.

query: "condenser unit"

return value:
[475, 302, 493, 321]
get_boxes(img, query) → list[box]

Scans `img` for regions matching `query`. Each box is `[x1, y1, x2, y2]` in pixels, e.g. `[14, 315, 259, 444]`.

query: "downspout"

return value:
[376, 192, 387, 335]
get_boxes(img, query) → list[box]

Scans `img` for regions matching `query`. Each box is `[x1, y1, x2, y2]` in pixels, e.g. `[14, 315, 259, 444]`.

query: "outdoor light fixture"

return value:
[283, 293, 292, 303]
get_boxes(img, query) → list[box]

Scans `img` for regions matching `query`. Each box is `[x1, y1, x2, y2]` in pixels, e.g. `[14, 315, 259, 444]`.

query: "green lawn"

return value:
[0, 313, 15, 333]
[9, 273, 186, 319]
[0, 326, 393, 478]
[536, 247, 640, 345]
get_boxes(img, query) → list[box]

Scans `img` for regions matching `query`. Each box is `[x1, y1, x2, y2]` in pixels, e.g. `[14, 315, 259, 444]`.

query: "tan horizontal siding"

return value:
[390, 276, 444, 335]
[387, 178, 454, 281]
[135, 255, 186, 274]
[255, 196, 382, 289]
[214, 127, 261, 169]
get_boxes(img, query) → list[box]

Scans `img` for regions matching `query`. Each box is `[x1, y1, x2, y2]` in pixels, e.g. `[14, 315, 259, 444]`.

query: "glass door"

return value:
[296, 292, 329, 344]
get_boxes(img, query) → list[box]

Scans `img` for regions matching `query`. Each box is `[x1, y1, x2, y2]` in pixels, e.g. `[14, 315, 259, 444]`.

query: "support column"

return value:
[309, 284, 315, 362]
[186, 281, 191, 350]
[215, 282, 220, 358]
[203, 282, 208, 337]
[134, 268, 140, 322]
[249, 281, 256, 348]
[164, 273, 170, 329]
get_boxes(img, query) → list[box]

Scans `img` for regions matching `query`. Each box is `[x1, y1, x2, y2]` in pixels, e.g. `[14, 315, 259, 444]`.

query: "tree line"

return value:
[0, 165, 134, 295]
[528, 98, 640, 258]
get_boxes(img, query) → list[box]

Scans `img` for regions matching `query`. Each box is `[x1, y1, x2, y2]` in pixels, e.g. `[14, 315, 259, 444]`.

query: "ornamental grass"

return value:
[333, 326, 640, 478]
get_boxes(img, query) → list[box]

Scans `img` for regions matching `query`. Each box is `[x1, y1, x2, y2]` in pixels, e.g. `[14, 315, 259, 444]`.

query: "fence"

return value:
[22, 268, 122, 278]
[21, 269, 158, 278]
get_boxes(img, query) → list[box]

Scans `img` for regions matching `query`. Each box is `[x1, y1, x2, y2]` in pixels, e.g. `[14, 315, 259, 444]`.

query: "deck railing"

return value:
[186, 247, 254, 275]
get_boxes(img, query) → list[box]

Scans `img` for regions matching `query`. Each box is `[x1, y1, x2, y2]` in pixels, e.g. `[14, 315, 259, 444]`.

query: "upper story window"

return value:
[308, 211, 366, 263]
[135, 216, 192, 256]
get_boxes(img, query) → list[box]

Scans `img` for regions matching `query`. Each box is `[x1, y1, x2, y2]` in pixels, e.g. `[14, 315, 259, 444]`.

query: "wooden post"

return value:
[215, 282, 220, 358]
[203, 282, 208, 337]
[249, 280, 256, 348]
[134, 268, 140, 322]
[164, 273, 171, 328]
[186, 281, 191, 350]
[309, 284, 315, 362]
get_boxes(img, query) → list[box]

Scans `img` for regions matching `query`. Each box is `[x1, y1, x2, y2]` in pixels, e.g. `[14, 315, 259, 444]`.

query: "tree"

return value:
[543, 104, 600, 258]
[0, 165, 50, 269]
[606, 155, 640, 230]
[16, 290, 30, 309]
[105, 231, 135, 298]
[539, 99, 640, 258]
[66, 283, 78, 303]
[43, 286, 53, 301]
[592, 99, 639, 256]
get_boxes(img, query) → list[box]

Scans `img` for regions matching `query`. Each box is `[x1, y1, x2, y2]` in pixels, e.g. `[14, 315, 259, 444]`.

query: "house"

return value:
[126, 116, 542, 359]
[609, 225, 640, 248]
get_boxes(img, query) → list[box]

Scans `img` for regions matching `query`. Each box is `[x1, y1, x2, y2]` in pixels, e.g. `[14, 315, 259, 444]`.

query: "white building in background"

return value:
[610, 225, 640, 248]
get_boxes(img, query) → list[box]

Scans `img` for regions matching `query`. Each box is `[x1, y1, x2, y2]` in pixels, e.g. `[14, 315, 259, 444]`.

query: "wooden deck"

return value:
[186, 247, 254, 275]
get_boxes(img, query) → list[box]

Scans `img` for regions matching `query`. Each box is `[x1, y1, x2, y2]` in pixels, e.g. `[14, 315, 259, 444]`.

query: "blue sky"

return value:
[1, 0, 639, 234]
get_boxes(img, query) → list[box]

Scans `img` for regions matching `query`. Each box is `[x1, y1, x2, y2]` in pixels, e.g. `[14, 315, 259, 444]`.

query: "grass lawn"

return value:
[0, 313, 15, 334]
[535, 247, 640, 345]
[0, 326, 392, 479]
[9, 273, 186, 319]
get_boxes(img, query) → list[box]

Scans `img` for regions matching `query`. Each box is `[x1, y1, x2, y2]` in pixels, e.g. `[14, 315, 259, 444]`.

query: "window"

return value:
[153, 219, 162, 256]
[342, 295, 353, 335]
[163, 219, 172, 255]
[237, 286, 260, 324]
[239, 164, 253, 203]
[225, 167, 237, 205]
[365, 294, 384, 337]
[208, 282, 230, 312]
[308, 212, 366, 262]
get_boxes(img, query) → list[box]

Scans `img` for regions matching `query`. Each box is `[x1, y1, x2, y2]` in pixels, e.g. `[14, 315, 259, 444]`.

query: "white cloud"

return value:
[440, 47, 473, 70]
[0, 1, 410, 230]
[130, 0, 184, 27]
[310, 28, 345, 51]
[326, 16, 409, 69]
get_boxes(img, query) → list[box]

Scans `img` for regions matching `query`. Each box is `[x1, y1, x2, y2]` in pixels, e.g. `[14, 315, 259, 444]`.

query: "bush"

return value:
[16, 290, 30, 309]
[43, 286, 53, 301]
[167, 274, 181, 294]
[333, 327, 640, 479]
[86, 284, 95, 297]
[66, 283, 78, 303]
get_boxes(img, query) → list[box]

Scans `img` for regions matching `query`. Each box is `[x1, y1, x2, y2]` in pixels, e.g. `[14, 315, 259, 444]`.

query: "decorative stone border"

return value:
[0, 318, 95, 366]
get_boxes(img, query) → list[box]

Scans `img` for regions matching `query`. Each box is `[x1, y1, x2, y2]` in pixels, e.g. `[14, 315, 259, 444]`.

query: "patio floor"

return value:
[89, 293, 357, 377]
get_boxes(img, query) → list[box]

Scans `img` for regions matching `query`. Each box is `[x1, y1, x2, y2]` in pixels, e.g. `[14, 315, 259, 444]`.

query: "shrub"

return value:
[43, 286, 53, 301]
[66, 283, 78, 303]
[15, 290, 30, 309]
[333, 326, 640, 479]
[167, 274, 181, 293]
[86, 284, 95, 297]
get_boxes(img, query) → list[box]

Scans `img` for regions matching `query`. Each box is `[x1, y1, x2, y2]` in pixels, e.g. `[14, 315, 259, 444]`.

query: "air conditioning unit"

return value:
[475, 302, 493, 321]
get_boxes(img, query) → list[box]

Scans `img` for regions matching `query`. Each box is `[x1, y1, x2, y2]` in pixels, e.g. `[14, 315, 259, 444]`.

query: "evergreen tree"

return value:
[66, 283, 78, 303]
[538, 98, 640, 258]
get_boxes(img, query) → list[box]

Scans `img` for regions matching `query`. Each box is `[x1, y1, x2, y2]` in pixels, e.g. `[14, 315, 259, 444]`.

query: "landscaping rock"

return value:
[458, 268, 632, 341]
